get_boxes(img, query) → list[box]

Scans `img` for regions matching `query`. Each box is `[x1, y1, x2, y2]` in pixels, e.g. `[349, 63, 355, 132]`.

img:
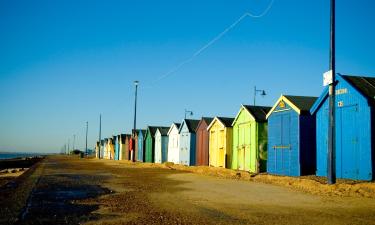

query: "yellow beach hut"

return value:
[207, 117, 234, 168]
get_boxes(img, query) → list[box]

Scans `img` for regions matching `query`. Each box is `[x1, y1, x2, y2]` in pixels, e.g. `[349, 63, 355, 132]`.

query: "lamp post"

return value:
[73, 134, 76, 151]
[85, 121, 88, 157]
[254, 86, 267, 106]
[132, 81, 139, 162]
[98, 114, 102, 159]
[327, 0, 336, 185]
[184, 109, 193, 119]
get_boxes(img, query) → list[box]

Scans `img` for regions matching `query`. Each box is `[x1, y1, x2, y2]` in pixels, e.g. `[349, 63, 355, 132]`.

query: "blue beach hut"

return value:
[178, 119, 200, 166]
[114, 135, 120, 160]
[311, 74, 375, 181]
[137, 130, 146, 162]
[266, 95, 317, 176]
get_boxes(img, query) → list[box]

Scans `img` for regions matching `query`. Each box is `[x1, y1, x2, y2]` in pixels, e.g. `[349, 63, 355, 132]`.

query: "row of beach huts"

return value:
[95, 74, 375, 181]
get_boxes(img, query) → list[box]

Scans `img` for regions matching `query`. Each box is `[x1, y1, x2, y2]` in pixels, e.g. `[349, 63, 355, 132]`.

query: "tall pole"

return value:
[328, 0, 336, 184]
[99, 114, 102, 159]
[68, 139, 70, 155]
[73, 134, 76, 151]
[132, 81, 139, 162]
[85, 121, 88, 156]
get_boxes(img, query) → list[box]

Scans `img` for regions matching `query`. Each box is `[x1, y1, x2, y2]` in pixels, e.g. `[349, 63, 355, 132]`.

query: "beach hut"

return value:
[310, 74, 375, 181]
[99, 140, 105, 159]
[114, 135, 120, 160]
[179, 119, 200, 166]
[137, 130, 146, 162]
[231, 105, 271, 173]
[108, 138, 115, 160]
[266, 95, 317, 176]
[154, 127, 170, 163]
[134, 130, 139, 161]
[207, 117, 234, 168]
[129, 136, 135, 161]
[145, 126, 158, 163]
[103, 139, 108, 159]
[125, 135, 132, 160]
[167, 123, 181, 164]
[119, 134, 125, 160]
[195, 117, 214, 166]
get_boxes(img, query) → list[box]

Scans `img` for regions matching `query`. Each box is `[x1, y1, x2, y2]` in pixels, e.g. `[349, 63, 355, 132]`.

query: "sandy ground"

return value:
[1, 156, 375, 225]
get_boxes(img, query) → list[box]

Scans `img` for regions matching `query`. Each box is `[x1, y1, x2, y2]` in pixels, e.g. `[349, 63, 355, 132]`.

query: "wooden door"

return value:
[338, 104, 359, 179]
[238, 125, 245, 170]
[218, 130, 225, 167]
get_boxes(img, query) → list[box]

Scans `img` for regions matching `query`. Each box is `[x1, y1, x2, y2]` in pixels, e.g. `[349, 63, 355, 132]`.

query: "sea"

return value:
[0, 152, 44, 160]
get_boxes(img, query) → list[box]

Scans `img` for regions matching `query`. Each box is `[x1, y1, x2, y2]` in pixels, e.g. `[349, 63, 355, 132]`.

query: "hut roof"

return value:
[342, 75, 375, 104]
[147, 126, 159, 136]
[157, 127, 170, 136]
[284, 95, 318, 112]
[311, 74, 375, 114]
[195, 117, 214, 132]
[267, 95, 317, 118]
[242, 105, 272, 122]
[207, 117, 234, 130]
[167, 123, 181, 135]
[180, 119, 200, 133]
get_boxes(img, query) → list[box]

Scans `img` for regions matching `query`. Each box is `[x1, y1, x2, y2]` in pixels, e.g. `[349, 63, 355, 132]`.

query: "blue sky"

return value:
[0, 0, 374, 153]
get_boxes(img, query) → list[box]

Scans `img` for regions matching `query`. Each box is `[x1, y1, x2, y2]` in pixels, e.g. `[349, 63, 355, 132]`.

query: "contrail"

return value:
[143, 0, 275, 89]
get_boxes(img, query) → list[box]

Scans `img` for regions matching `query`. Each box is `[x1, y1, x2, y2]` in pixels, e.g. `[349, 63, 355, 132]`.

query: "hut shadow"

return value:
[16, 173, 112, 225]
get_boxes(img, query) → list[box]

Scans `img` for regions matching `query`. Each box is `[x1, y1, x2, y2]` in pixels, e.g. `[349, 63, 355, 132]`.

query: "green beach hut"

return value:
[145, 126, 158, 163]
[231, 105, 271, 173]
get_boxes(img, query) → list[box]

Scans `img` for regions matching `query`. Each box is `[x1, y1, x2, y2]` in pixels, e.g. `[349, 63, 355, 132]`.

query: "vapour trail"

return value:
[143, 0, 275, 89]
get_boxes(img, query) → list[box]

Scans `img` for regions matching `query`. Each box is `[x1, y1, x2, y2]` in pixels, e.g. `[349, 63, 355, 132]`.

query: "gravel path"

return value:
[6, 156, 375, 225]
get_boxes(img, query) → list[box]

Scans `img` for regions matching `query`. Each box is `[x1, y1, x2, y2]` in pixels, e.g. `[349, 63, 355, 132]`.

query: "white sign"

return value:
[323, 70, 333, 86]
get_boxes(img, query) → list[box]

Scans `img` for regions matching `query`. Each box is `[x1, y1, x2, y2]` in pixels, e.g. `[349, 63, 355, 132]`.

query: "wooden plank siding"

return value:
[208, 117, 234, 168]
[231, 105, 270, 173]
[267, 95, 317, 176]
[311, 74, 374, 180]
[195, 118, 213, 166]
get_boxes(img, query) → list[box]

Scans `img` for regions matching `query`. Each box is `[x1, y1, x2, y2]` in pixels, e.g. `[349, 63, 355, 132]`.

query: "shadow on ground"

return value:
[16, 173, 111, 225]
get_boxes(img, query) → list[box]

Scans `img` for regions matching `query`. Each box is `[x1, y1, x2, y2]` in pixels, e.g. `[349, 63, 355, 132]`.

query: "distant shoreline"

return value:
[0, 152, 47, 160]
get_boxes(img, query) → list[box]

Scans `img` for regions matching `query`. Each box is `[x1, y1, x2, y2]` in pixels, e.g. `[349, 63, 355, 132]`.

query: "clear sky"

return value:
[1, 0, 374, 153]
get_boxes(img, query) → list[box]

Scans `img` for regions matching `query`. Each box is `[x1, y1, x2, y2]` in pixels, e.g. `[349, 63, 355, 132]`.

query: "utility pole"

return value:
[67, 139, 70, 155]
[132, 81, 139, 162]
[85, 121, 88, 156]
[99, 114, 102, 159]
[327, 0, 336, 184]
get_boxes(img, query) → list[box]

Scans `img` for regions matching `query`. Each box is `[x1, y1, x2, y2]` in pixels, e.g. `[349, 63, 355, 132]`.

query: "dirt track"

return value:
[1, 156, 375, 225]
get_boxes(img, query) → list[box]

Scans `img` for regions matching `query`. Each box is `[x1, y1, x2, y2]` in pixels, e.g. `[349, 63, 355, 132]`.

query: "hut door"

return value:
[274, 113, 291, 175]
[281, 114, 291, 175]
[338, 105, 359, 179]
[238, 125, 246, 170]
[219, 130, 225, 167]
[210, 131, 216, 167]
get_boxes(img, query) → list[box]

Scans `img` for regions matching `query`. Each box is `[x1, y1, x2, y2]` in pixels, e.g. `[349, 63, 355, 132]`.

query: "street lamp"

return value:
[132, 80, 139, 162]
[254, 86, 266, 106]
[184, 109, 193, 119]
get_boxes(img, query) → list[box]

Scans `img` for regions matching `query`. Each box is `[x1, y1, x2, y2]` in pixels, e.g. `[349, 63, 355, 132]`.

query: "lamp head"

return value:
[134, 80, 139, 86]
[261, 90, 266, 96]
